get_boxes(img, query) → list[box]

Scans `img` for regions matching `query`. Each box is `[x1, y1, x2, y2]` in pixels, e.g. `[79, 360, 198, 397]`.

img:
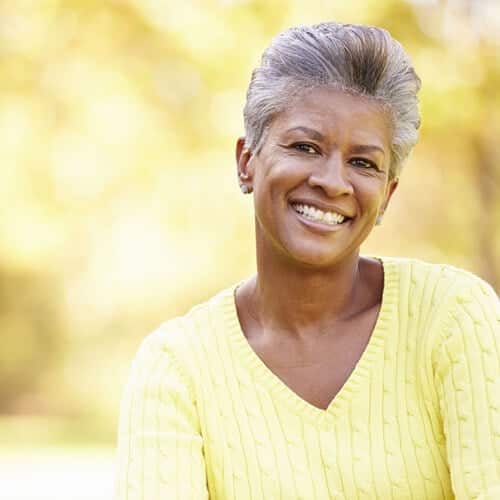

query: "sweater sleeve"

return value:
[433, 275, 500, 499]
[115, 325, 208, 500]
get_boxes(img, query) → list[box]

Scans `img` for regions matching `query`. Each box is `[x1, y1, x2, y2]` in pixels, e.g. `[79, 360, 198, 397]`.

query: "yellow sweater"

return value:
[115, 257, 500, 499]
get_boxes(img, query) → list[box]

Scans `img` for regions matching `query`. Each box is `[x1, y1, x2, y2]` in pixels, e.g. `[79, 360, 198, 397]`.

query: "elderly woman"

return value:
[115, 22, 500, 499]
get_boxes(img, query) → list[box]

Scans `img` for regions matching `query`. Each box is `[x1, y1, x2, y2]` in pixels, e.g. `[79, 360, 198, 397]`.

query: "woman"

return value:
[115, 22, 500, 499]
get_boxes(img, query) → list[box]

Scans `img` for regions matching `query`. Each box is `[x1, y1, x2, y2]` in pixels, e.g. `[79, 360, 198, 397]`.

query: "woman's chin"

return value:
[281, 242, 352, 269]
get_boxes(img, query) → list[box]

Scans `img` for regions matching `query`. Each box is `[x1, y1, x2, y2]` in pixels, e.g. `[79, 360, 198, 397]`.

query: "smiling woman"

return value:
[115, 22, 500, 500]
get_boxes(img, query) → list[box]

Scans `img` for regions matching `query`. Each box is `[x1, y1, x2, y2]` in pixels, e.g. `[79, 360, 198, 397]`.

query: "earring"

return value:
[240, 184, 251, 194]
[375, 214, 383, 226]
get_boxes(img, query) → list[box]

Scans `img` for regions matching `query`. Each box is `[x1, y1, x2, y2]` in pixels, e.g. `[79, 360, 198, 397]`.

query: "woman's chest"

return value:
[246, 314, 378, 411]
[251, 334, 370, 411]
[198, 363, 452, 500]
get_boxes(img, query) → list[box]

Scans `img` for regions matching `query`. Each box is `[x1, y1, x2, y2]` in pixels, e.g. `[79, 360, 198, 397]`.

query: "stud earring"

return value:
[240, 184, 251, 194]
[375, 214, 383, 226]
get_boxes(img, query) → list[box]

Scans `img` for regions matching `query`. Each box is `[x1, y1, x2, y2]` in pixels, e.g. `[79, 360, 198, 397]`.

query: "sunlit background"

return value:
[2, 0, 499, 498]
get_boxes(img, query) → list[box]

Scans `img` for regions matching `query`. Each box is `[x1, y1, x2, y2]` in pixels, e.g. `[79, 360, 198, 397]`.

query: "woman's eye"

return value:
[350, 158, 378, 170]
[292, 143, 318, 154]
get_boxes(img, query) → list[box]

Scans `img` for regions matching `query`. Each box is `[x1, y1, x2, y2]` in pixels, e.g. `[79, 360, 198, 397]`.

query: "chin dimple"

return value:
[291, 203, 346, 225]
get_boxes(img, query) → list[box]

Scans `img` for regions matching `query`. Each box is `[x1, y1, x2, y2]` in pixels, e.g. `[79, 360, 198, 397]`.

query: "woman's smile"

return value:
[291, 201, 349, 225]
[289, 202, 351, 233]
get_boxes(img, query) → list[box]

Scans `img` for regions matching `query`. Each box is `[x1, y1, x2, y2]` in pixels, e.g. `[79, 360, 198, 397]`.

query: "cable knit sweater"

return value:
[115, 257, 500, 499]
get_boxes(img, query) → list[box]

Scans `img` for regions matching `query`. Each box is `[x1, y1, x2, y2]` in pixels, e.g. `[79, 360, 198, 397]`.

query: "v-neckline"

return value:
[221, 256, 399, 426]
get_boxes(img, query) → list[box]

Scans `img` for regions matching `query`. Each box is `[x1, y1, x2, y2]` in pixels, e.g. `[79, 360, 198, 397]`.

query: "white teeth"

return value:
[292, 203, 346, 225]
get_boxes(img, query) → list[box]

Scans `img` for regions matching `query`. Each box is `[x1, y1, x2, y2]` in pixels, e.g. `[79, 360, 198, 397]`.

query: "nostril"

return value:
[307, 157, 353, 194]
[307, 171, 353, 195]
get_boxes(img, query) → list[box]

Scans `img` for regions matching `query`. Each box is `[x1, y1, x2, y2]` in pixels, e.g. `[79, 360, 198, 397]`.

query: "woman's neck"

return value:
[243, 244, 373, 339]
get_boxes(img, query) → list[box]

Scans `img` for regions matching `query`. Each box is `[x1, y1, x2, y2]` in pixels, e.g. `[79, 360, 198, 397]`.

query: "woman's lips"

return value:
[289, 203, 351, 233]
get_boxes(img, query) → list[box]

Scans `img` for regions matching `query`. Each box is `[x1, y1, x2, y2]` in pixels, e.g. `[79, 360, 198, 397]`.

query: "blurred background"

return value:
[1, 0, 499, 498]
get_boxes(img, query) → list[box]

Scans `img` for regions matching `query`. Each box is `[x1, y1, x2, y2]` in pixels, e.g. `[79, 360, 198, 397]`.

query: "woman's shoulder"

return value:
[379, 255, 497, 299]
[135, 283, 240, 366]
[375, 256, 498, 335]
[384, 255, 498, 329]
[377, 256, 498, 361]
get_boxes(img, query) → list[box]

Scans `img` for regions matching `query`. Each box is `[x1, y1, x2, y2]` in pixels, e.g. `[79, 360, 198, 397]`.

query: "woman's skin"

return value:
[235, 88, 399, 410]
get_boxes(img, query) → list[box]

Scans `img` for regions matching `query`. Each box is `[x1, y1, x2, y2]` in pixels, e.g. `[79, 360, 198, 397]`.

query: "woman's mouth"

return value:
[290, 202, 350, 226]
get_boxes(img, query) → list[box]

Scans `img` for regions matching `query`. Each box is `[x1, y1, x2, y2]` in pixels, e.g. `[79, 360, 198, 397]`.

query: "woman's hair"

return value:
[243, 22, 421, 178]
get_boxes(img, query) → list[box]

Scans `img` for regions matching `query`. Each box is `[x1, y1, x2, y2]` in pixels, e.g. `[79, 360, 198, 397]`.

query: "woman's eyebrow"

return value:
[284, 127, 386, 157]
[284, 126, 325, 141]
[351, 144, 385, 156]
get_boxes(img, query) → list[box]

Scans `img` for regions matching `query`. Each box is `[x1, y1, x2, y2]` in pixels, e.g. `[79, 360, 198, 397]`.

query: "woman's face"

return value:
[237, 87, 398, 268]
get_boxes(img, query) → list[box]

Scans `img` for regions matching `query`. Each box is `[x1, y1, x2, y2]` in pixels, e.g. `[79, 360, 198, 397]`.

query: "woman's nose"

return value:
[307, 153, 354, 196]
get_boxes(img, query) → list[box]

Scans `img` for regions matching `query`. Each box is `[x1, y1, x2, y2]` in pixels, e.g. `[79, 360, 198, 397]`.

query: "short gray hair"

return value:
[243, 22, 421, 178]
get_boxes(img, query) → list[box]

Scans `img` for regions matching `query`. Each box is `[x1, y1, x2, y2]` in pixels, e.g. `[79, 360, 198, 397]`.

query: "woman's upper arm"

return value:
[115, 325, 208, 500]
[433, 276, 500, 499]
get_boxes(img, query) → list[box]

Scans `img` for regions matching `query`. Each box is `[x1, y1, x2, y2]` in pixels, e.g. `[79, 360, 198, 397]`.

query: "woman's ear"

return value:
[236, 137, 254, 194]
[384, 177, 399, 210]
[377, 177, 399, 223]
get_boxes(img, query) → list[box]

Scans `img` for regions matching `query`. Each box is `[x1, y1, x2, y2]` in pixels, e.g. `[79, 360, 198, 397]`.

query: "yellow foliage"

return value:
[0, 0, 498, 452]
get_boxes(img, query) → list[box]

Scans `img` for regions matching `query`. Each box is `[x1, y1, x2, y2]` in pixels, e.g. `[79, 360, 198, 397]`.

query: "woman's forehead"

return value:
[268, 88, 393, 145]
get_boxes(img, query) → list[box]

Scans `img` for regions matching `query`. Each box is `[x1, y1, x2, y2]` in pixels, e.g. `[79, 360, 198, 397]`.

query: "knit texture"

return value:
[115, 257, 500, 499]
